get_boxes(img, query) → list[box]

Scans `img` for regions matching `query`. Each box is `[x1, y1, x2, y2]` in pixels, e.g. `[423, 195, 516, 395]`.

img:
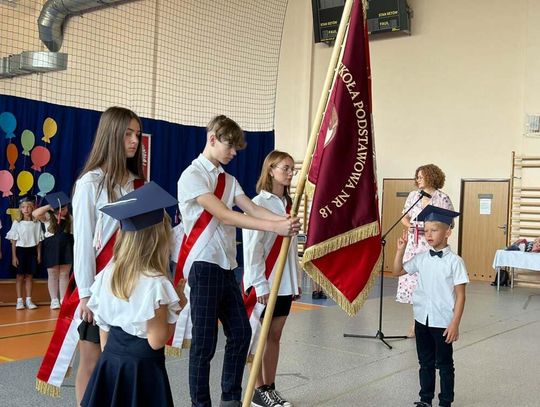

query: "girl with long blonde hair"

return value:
[81, 182, 187, 407]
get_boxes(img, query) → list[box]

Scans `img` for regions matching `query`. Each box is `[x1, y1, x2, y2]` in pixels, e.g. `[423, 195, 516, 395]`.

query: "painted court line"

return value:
[0, 318, 57, 328]
[0, 330, 54, 340]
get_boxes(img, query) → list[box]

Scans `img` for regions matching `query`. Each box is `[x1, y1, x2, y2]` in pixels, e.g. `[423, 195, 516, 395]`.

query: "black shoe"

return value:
[251, 386, 282, 407]
[318, 290, 327, 299]
[268, 383, 292, 407]
[413, 402, 432, 407]
[312, 290, 320, 299]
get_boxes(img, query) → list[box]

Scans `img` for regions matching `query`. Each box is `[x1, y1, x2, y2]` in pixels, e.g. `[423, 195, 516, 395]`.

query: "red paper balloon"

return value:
[30, 146, 51, 172]
[7, 143, 18, 170]
[0, 170, 14, 197]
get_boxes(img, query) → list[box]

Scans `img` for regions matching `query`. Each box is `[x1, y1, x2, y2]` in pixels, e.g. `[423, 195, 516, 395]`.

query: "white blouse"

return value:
[6, 220, 43, 247]
[88, 263, 181, 338]
[242, 190, 300, 297]
[73, 169, 138, 299]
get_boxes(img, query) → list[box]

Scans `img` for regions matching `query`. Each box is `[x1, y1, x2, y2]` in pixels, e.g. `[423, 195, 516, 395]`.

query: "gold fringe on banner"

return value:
[302, 221, 380, 264]
[35, 379, 60, 397]
[303, 252, 382, 317]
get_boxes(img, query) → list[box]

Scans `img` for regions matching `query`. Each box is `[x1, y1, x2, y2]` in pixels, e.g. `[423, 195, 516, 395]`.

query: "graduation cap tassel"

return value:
[57, 198, 62, 225]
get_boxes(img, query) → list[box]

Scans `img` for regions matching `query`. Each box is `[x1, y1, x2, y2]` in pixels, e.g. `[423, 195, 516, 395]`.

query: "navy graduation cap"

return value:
[99, 181, 178, 231]
[19, 195, 36, 205]
[45, 191, 71, 210]
[415, 204, 460, 226]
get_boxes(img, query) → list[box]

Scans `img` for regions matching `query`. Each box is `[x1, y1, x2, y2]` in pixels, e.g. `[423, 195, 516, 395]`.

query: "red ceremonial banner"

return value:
[303, 0, 382, 316]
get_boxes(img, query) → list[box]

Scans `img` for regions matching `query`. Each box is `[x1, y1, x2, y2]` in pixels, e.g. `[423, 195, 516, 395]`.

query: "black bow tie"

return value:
[429, 250, 443, 258]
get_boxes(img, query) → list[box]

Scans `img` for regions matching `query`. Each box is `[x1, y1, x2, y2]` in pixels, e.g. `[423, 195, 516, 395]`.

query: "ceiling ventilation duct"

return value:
[0, 52, 68, 79]
[38, 0, 129, 52]
[21, 51, 68, 73]
[0, 57, 15, 79]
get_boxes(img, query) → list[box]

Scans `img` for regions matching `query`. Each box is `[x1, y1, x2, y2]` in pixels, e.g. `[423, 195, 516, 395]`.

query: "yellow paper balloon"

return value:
[6, 207, 20, 222]
[42, 117, 58, 143]
[17, 170, 34, 195]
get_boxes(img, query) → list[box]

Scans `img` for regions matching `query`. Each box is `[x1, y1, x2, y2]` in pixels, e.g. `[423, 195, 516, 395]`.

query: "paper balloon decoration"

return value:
[42, 117, 57, 143]
[6, 207, 20, 222]
[21, 129, 35, 156]
[17, 170, 34, 195]
[0, 170, 14, 197]
[30, 146, 51, 171]
[37, 172, 55, 197]
[7, 143, 18, 170]
[0, 112, 16, 139]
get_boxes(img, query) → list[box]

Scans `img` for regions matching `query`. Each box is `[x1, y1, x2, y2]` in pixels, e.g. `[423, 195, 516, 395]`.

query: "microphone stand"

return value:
[343, 192, 426, 349]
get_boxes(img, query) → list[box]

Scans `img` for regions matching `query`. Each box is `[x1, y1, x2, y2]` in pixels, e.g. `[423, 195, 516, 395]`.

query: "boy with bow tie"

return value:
[393, 205, 469, 407]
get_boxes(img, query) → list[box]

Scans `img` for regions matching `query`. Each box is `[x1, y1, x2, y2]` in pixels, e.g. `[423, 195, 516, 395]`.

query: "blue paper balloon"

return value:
[0, 112, 17, 139]
[37, 172, 55, 197]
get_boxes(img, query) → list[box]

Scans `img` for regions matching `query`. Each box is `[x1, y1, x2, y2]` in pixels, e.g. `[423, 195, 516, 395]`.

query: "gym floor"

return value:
[1, 276, 539, 406]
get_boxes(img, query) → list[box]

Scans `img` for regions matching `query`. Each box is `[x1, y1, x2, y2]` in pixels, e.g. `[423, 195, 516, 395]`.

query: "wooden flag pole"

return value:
[241, 1, 356, 406]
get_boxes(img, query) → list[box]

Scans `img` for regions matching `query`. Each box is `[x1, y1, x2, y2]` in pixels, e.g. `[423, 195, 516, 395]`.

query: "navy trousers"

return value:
[188, 261, 251, 407]
[415, 320, 455, 407]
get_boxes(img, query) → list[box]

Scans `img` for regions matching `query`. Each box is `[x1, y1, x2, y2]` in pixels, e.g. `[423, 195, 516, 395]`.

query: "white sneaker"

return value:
[26, 299, 38, 309]
[50, 298, 61, 309]
[16, 298, 25, 310]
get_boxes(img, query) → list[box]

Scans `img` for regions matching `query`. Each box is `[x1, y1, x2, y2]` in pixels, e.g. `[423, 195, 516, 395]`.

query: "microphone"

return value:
[419, 190, 432, 199]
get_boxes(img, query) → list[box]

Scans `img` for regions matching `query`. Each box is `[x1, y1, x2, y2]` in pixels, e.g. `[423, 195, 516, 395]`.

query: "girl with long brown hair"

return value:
[72, 106, 145, 404]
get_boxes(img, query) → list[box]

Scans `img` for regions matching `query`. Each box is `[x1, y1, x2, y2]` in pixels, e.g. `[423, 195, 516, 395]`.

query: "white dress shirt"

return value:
[177, 154, 244, 270]
[403, 245, 469, 328]
[87, 263, 181, 338]
[242, 190, 300, 297]
[73, 169, 138, 299]
[6, 220, 43, 247]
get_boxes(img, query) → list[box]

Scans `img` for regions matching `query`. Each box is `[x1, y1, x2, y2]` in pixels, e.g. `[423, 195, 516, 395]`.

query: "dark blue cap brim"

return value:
[119, 209, 164, 231]
[99, 181, 178, 231]
[45, 191, 71, 210]
[415, 204, 460, 225]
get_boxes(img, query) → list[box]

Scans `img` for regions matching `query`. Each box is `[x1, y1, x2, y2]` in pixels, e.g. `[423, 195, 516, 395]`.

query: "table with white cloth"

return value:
[492, 250, 540, 290]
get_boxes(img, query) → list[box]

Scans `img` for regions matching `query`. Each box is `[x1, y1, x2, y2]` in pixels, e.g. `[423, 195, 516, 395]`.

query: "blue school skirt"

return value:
[81, 326, 174, 407]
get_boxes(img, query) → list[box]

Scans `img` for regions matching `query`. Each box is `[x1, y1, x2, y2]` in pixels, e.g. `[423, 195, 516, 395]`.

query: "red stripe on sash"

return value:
[174, 172, 225, 285]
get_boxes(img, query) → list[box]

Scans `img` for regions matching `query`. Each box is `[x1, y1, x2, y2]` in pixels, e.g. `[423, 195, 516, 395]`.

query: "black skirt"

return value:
[42, 231, 73, 268]
[81, 327, 174, 407]
[15, 246, 38, 276]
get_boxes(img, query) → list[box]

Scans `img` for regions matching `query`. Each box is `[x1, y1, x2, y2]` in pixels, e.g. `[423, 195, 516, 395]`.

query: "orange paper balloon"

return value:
[7, 143, 18, 170]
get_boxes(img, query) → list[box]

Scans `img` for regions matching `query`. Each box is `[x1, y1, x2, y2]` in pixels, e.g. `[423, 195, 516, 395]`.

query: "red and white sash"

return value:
[168, 172, 230, 352]
[243, 202, 291, 359]
[36, 179, 144, 396]
[35, 235, 116, 396]
[243, 234, 286, 359]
